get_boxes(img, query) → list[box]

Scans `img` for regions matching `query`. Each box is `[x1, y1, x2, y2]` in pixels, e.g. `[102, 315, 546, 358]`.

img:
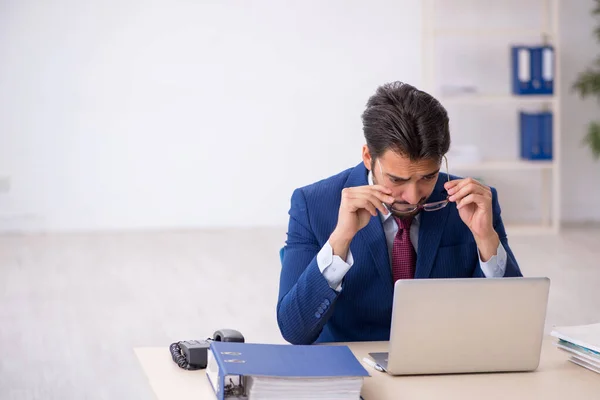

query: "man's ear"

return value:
[362, 145, 372, 171]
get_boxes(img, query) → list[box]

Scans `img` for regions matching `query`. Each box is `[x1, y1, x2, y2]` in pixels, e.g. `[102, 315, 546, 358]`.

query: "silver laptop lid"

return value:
[384, 277, 550, 375]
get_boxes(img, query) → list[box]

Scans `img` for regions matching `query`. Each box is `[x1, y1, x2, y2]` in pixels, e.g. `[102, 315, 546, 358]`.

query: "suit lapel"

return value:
[415, 173, 450, 279]
[356, 217, 393, 293]
[345, 163, 393, 292]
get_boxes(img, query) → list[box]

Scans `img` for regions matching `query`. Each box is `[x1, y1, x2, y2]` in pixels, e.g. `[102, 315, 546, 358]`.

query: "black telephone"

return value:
[169, 329, 245, 370]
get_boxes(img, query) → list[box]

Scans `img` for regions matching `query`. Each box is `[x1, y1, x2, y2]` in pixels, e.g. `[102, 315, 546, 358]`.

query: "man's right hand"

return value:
[329, 185, 394, 260]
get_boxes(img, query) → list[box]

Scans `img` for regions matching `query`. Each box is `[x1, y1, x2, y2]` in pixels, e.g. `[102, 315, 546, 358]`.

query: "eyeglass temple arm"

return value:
[444, 155, 449, 184]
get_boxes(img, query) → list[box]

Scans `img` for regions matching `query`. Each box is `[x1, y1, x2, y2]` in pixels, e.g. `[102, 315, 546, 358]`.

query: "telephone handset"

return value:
[170, 329, 245, 370]
[212, 329, 245, 343]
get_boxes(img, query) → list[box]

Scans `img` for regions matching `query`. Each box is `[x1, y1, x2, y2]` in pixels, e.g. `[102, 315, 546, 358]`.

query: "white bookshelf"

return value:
[453, 160, 554, 171]
[441, 95, 557, 105]
[421, 0, 561, 235]
[432, 29, 555, 38]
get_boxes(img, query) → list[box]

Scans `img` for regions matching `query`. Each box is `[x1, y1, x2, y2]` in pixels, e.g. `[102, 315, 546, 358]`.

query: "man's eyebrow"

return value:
[386, 168, 440, 181]
[422, 168, 441, 177]
[385, 173, 410, 181]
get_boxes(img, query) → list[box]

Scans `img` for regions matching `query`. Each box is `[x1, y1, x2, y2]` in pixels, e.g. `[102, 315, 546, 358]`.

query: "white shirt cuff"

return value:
[478, 241, 507, 278]
[316, 241, 354, 292]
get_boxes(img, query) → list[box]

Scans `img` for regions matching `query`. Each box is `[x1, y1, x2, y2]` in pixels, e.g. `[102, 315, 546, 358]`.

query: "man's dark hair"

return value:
[362, 81, 450, 162]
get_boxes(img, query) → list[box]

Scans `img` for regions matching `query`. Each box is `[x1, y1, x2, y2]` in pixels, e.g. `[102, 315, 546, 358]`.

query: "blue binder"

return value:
[206, 341, 369, 399]
[520, 111, 553, 160]
[533, 46, 554, 95]
[512, 46, 533, 94]
[540, 112, 553, 159]
[511, 45, 554, 95]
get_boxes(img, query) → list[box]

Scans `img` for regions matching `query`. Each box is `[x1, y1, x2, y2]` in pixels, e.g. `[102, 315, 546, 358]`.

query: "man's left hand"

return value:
[444, 177, 499, 261]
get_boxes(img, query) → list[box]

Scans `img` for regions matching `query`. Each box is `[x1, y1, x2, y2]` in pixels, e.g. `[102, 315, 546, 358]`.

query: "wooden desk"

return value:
[134, 337, 600, 400]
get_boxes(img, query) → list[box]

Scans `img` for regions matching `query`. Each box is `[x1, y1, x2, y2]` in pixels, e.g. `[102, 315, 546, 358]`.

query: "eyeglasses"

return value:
[378, 156, 450, 214]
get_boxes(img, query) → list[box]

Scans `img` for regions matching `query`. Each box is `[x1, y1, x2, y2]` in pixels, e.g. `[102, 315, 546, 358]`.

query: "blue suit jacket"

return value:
[276, 162, 522, 345]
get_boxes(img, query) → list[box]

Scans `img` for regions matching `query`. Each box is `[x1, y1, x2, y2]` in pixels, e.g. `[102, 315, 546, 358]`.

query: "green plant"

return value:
[572, 0, 600, 160]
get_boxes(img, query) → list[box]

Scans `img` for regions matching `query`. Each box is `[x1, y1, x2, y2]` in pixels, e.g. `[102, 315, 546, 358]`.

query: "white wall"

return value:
[1, 0, 598, 233]
[0, 0, 422, 232]
[559, 0, 600, 223]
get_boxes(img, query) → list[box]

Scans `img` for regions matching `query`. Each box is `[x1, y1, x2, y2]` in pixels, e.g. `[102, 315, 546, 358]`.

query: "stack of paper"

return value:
[245, 376, 364, 399]
[550, 323, 600, 374]
[206, 341, 369, 400]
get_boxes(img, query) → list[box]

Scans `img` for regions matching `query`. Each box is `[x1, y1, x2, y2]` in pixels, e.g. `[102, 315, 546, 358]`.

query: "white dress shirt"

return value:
[317, 172, 507, 291]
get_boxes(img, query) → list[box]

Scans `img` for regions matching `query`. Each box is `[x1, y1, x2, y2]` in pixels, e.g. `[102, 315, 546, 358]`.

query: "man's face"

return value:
[363, 147, 441, 218]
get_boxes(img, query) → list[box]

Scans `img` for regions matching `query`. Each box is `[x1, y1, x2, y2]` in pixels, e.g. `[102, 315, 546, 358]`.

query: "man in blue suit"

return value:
[277, 81, 523, 345]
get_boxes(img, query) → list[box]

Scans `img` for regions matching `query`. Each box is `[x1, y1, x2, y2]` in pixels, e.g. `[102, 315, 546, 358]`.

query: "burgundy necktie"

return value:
[392, 216, 416, 282]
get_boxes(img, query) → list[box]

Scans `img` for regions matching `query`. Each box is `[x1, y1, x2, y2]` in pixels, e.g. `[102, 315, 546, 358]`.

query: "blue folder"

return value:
[540, 46, 554, 94]
[512, 46, 534, 94]
[541, 112, 553, 159]
[511, 45, 554, 95]
[207, 341, 369, 399]
[520, 111, 553, 160]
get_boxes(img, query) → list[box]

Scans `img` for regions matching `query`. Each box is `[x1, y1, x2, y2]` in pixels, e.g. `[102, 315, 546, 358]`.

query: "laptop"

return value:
[369, 277, 550, 375]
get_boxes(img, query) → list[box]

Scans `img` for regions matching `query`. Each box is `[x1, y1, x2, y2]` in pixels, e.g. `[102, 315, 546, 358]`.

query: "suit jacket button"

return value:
[324, 299, 330, 306]
[317, 306, 324, 313]
[314, 312, 321, 318]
